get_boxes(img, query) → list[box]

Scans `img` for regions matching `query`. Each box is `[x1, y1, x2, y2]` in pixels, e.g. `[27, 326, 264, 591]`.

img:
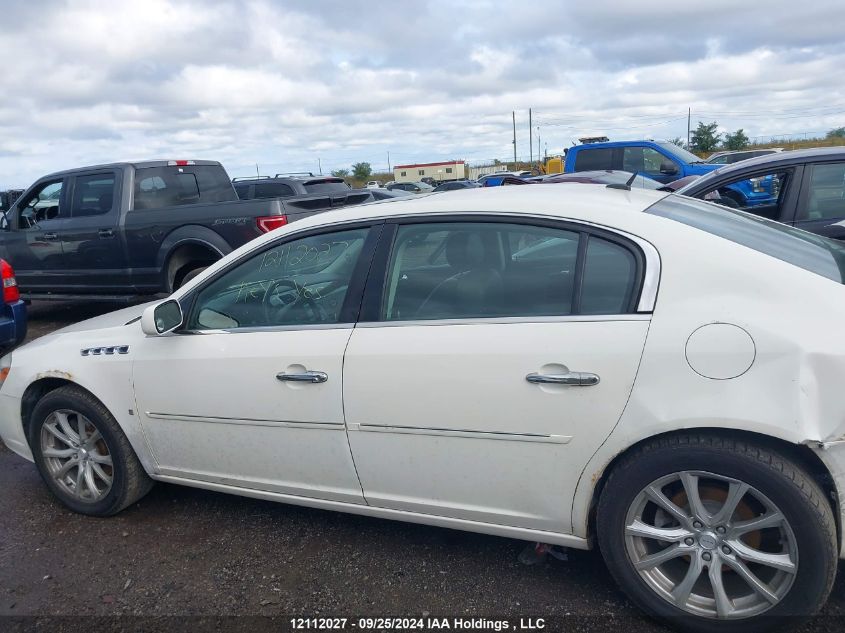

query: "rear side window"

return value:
[132, 165, 237, 210]
[574, 148, 614, 171]
[647, 195, 845, 283]
[798, 163, 845, 221]
[382, 221, 642, 321]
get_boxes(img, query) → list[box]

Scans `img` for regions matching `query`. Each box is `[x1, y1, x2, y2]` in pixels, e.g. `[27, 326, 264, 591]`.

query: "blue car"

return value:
[0, 259, 27, 355]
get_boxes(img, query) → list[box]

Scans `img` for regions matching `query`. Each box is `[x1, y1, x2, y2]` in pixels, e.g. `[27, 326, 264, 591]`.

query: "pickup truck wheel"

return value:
[177, 266, 208, 289]
[29, 386, 153, 516]
[597, 434, 837, 633]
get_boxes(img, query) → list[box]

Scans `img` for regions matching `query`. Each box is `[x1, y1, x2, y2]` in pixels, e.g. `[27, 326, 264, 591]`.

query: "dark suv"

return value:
[233, 173, 351, 200]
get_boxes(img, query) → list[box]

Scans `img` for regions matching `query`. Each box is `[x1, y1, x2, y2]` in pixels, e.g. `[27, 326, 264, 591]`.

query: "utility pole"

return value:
[686, 107, 691, 148]
[387, 151, 391, 172]
[512, 111, 517, 164]
[317, 158, 322, 175]
[537, 127, 541, 167]
[529, 108, 533, 164]
[255, 163, 260, 178]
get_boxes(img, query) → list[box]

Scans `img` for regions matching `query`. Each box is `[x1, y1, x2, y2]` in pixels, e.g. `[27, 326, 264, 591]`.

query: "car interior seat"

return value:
[416, 231, 503, 318]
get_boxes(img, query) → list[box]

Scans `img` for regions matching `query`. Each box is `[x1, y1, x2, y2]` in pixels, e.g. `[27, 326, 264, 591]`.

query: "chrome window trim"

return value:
[183, 322, 355, 335]
[356, 314, 651, 328]
[179, 209, 662, 319]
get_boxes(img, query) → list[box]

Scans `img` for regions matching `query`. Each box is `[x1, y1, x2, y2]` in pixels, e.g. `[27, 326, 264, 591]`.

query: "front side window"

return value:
[187, 227, 370, 330]
[646, 195, 845, 284]
[694, 170, 789, 221]
[798, 163, 845, 222]
[382, 222, 640, 321]
[71, 174, 116, 217]
[18, 180, 64, 228]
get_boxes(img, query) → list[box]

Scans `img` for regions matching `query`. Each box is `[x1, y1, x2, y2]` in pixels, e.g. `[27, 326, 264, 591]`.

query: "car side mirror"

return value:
[141, 299, 184, 336]
[659, 162, 679, 175]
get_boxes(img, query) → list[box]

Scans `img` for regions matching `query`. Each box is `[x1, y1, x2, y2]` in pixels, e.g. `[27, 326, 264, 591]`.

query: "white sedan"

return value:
[2, 185, 845, 631]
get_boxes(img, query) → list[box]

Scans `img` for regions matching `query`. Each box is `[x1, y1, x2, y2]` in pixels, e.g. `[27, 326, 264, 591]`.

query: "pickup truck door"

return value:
[61, 170, 129, 293]
[1, 178, 69, 293]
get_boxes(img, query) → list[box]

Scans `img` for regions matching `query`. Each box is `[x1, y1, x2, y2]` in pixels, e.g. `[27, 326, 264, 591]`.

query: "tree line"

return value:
[673, 123, 845, 154]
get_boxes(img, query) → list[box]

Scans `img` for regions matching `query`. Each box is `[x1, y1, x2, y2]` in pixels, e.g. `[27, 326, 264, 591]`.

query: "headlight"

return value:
[749, 177, 765, 193]
[0, 353, 11, 390]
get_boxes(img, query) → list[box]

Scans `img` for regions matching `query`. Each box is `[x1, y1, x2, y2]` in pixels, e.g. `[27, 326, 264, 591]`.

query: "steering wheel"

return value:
[262, 278, 328, 324]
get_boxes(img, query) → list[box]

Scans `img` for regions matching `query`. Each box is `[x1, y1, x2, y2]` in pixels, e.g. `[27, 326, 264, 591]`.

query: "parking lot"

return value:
[0, 300, 842, 631]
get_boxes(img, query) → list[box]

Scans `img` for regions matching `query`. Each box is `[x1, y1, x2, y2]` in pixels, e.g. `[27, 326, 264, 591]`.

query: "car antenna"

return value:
[606, 172, 638, 191]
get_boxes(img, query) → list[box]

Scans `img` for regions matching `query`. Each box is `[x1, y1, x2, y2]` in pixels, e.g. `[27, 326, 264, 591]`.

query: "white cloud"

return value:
[0, 0, 843, 187]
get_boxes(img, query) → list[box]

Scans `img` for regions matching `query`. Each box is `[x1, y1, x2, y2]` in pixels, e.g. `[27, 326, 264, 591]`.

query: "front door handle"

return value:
[98, 229, 114, 238]
[42, 232, 58, 241]
[276, 370, 328, 384]
[526, 371, 600, 386]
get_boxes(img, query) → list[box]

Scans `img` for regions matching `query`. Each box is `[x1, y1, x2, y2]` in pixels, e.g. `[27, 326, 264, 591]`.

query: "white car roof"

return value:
[294, 183, 670, 231]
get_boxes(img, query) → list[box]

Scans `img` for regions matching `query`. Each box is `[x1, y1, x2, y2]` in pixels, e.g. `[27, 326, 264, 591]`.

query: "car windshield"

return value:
[646, 195, 845, 283]
[657, 142, 704, 165]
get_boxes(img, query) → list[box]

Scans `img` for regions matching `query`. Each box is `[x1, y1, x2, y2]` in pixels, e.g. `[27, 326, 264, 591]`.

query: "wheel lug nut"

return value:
[684, 537, 694, 546]
[702, 552, 712, 561]
[693, 521, 703, 529]
[722, 546, 731, 555]
[716, 526, 726, 534]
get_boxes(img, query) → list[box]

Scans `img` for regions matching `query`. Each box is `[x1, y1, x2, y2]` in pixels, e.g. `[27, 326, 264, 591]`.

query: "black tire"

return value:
[597, 433, 837, 633]
[28, 385, 154, 516]
[176, 265, 209, 290]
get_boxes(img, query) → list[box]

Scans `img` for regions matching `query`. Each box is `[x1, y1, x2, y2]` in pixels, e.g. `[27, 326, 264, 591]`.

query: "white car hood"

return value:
[51, 301, 158, 336]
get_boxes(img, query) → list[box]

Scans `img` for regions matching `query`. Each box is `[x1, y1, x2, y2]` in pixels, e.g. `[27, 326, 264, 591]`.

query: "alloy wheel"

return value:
[624, 470, 798, 619]
[40, 409, 114, 503]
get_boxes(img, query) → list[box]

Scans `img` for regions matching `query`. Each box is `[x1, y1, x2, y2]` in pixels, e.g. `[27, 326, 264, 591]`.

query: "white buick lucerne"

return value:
[2, 185, 845, 632]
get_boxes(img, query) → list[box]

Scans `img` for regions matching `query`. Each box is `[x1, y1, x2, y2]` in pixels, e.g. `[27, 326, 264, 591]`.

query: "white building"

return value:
[393, 160, 466, 183]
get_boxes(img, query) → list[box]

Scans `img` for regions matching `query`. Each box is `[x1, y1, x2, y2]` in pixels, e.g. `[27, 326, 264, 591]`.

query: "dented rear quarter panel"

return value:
[570, 216, 845, 547]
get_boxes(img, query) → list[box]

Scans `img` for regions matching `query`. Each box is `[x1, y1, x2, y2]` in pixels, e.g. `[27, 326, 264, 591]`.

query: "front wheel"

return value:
[29, 385, 154, 516]
[597, 434, 837, 633]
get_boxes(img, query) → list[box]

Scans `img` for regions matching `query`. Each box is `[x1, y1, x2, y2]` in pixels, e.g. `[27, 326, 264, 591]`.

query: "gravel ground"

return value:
[1, 301, 844, 632]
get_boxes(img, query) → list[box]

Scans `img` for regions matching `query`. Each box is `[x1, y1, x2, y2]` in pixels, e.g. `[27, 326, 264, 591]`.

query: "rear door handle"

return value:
[526, 371, 600, 386]
[98, 229, 114, 238]
[42, 232, 58, 241]
[276, 371, 328, 384]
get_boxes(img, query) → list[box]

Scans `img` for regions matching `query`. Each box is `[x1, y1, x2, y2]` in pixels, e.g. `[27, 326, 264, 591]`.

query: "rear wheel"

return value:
[29, 386, 153, 516]
[597, 434, 837, 633]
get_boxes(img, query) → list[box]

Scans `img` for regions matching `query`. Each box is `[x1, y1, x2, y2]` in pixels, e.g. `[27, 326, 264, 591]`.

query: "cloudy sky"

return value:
[1, 0, 844, 187]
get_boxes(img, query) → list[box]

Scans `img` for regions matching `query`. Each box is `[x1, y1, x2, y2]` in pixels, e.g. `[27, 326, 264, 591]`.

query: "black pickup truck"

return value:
[0, 160, 373, 300]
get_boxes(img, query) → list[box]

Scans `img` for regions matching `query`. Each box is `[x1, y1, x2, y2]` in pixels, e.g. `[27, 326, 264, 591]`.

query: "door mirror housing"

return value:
[141, 299, 184, 335]
[659, 162, 679, 175]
